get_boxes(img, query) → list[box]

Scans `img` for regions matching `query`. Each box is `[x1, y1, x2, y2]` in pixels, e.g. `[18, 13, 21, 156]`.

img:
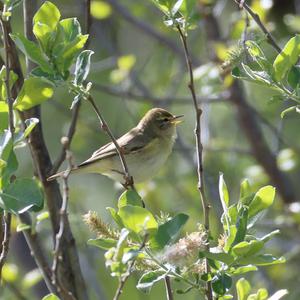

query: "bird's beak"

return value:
[170, 114, 184, 125]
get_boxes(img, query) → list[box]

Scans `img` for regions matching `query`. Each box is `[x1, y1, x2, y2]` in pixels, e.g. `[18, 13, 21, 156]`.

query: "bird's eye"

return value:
[163, 117, 169, 122]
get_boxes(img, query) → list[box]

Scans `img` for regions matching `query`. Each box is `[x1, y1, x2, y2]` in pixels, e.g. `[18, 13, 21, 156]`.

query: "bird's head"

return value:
[138, 108, 183, 138]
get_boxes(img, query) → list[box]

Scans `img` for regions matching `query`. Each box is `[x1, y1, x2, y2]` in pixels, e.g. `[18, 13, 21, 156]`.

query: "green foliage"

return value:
[231, 38, 300, 117]
[14, 77, 54, 111]
[0, 178, 44, 214]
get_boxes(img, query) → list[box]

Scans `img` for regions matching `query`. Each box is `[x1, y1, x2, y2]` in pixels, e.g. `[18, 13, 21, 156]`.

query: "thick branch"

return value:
[164, 276, 174, 300]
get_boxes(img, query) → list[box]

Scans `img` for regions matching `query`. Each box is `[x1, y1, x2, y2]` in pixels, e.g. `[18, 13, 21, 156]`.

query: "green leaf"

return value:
[42, 294, 61, 300]
[118, 189, 143, 208]
[259, 230, 280, 243]
[1, 178, 44, 214]
[247, 288, 268, 300]
[240, 179, 251, 199]
[136, 270, 167, 293]
[224, 225, 237, 252]
[0, 130, 17, 189]
[273, 35, 300, 81]
[87, 238, 117, 250]
[231, 206, 248, 248]
[106, 207, 124, 228]
[36, 211, 49, 222]
[199, 250, 234, 265]
[33, 1, 61, 53]
[219, 173, 229, 208]
[16, 223, 31, 232]
[73, 50, 94, 85]
[280, 105, 300, 118]
[0, 102, 8, 131]
[230, 265, 257, 275]
[245, 40, 272, 72]
[232, 240, 264, 257]
[248, 186, 275, 218]
[236, 278, 251, 300]
[118, 205, 158, 236]
[14, 77, 54, 111]
[14, 118, 39, 147]
[212, 273, 232, 296]
[237, 254, 285, 266]
[150, 213, 189, 250]
[10, 34, 52, 73]
[54, 34, 89, 73]
[287, 66, 300, 89]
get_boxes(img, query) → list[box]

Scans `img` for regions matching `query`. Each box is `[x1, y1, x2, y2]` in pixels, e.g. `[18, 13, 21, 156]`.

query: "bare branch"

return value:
[176, 25, 213, 300]
[164, 276, 174, 300]
[51, 138, 76, 300]
[0, 213, 11, 279]
[18, 213, 58, 294]
[233, 0, 281, 53]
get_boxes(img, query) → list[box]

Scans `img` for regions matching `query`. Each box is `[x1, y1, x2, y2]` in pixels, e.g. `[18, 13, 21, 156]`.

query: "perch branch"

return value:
[176, 25, 213, 300]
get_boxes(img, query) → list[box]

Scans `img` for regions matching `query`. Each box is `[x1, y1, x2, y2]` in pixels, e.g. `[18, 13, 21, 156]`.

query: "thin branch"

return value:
[113, 236, 147, 300]
[18, 213, 58, 294]
[0, 213, 11, 279]
[87, 95, 134, 189]
[51, 138, 76, 300]
[176, 25, 213, 300]
[164, 276, 174, 300]
[234, 0, 281, 53]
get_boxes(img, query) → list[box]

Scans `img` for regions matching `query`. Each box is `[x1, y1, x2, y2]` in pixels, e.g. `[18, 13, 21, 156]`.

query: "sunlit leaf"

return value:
[273, 35, 300, 81]
[14, 77, 54, 111]
[236, 278, 251, 300]
[150, 213, 189, 250]
[87, 238, 117, 250]
[118, 205, 158, 236]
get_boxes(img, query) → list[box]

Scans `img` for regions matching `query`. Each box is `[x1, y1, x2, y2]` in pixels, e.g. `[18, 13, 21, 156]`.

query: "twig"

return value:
[52, 0, 92, 174]
[164, 276, 174, 300]
[0, 213, 11, 279]
[18, 212, 58, 294]
[176, 25, 213, 300]
[234, 0, 281, 53]
[87, 95, 134, 189]
[51, 138, 76, 300]
[113, 236, 148, 300]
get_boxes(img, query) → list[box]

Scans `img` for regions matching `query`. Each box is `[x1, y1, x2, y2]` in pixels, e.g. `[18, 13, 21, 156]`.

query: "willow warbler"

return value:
[47, 108, 183, 184]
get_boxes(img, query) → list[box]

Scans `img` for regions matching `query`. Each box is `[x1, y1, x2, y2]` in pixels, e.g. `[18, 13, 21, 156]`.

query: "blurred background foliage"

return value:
[1, 0, 300, 299]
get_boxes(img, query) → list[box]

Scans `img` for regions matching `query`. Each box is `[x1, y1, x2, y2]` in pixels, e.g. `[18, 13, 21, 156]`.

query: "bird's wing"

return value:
[77, 128, 148, 167]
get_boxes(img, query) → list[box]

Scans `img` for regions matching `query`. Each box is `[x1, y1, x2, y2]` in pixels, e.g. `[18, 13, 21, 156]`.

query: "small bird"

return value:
[47, 108, 183, 184]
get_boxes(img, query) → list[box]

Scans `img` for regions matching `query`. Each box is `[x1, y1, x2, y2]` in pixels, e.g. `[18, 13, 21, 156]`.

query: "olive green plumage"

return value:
[47, 108, 183, 184]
